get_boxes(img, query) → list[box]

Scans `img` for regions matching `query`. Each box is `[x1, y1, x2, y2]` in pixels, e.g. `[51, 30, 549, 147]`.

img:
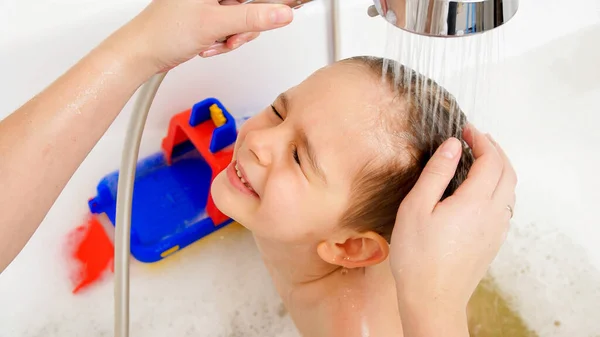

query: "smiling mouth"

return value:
[234, 161, 256, 194]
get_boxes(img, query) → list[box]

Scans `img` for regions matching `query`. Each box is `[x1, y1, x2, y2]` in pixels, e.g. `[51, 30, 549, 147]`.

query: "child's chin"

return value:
[210, 174, 230, 210]
[211, 172, 244, 221]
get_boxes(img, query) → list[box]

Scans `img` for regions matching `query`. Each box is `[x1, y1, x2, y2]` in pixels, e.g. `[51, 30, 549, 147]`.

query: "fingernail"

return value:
[231, 41, 242, 49]
[208, 42, 224, 49]
[270, 6, 293, 24]
[201, 49, 218, 57]
[440, 138, 461, 159]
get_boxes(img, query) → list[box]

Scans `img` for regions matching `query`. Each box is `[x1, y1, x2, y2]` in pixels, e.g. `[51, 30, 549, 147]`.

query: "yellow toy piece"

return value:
[209, 103, 227, 127]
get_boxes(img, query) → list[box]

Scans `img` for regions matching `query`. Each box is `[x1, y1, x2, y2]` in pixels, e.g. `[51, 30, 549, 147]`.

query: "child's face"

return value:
[211, 63, 393, 244]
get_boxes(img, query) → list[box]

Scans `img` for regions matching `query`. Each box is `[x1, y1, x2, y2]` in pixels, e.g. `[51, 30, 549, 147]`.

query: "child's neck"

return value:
[253, 235, 404, 337]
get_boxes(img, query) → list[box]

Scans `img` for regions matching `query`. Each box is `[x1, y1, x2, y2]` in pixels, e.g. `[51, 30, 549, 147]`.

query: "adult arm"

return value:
[0, 0, 293, 272]
[391, 124, 517, 337]
[0, 39, 152, 273]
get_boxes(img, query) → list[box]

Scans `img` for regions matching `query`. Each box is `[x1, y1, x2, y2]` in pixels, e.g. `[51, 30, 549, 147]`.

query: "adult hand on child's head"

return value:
[390, 125, 517, 314]
[107, 0, 294, 74]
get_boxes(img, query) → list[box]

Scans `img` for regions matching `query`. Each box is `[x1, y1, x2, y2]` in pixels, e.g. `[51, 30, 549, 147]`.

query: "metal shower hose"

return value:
[114, 72, 167, 337]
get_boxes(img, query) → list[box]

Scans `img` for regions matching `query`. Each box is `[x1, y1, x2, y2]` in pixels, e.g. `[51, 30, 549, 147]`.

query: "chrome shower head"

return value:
[367, 0, 519, 37]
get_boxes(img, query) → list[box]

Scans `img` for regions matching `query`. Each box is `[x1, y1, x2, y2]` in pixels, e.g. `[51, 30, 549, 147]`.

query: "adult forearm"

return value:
[397, 291, 469, 337]
[0, 37, 155, 271]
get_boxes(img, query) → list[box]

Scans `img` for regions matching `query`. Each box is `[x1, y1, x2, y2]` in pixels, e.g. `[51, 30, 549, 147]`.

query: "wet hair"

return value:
[338, 56, 474, 242]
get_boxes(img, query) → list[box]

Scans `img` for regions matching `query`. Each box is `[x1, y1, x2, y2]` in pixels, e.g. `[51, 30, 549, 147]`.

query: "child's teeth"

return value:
[235, 162, 255, 193]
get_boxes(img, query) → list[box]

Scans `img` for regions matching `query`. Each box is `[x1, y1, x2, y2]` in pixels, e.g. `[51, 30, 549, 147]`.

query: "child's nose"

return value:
[244, 129, 274, 167]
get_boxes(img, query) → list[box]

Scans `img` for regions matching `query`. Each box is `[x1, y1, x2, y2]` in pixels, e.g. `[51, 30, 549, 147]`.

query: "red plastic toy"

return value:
[68, 216, 113, 294]
[161, 102, 234, 226]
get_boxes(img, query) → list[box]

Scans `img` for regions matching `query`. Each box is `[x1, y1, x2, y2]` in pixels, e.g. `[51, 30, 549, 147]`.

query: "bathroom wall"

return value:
[1, 0, 600, 336]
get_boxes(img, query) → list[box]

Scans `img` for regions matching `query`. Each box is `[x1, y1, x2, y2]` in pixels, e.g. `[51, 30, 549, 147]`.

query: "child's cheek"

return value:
[261, 173, 307, 233]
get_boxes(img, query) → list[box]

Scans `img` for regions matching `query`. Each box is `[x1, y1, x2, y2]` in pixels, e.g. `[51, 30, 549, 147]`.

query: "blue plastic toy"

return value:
[88, 98, 236, 263]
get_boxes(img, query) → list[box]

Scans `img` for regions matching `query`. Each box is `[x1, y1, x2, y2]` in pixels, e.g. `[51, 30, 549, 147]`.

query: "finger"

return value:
[199, 42, 226, 57]
[219, 0, 243, 5]
[489, 135, 517, 205]
[454, 125, 503, 199]
[402, 137, 462, 213]
[199, 32, 258, 57]
[200, 44, 232, 57]
[245, 31, 260, 43]
[226, 31, 260, 48]
[212, 4, 293, 37]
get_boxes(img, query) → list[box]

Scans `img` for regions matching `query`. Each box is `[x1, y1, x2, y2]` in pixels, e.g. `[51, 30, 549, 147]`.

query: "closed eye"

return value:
[271, 105, 283, 120]
[271, 104, 301, 166]
[292, 146, 300, 165]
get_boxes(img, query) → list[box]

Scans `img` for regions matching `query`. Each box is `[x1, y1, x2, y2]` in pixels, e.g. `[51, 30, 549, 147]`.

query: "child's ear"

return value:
[316, 231, 389, 268]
